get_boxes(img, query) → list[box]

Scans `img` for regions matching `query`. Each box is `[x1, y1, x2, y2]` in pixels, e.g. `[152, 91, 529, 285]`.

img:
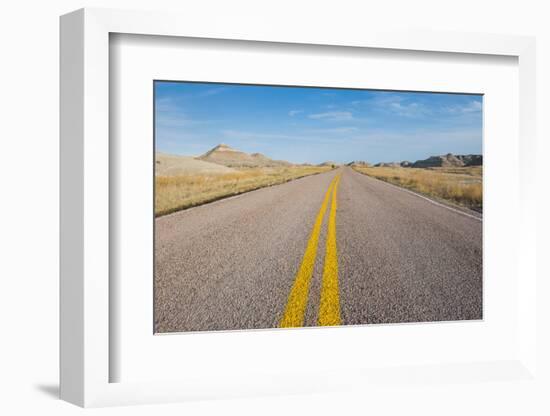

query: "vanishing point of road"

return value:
[154, 167, 482, 333]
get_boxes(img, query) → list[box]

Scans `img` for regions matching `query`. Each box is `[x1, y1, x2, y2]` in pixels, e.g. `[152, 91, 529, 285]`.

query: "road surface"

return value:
[155, 167, 482, 333]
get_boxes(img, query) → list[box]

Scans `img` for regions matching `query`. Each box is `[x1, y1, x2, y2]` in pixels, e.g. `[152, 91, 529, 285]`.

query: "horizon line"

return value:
[156, 144, 483, 166]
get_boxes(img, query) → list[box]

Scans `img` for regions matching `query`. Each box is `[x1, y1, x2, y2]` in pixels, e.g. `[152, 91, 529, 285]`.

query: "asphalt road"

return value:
[155, 167, 482, 333]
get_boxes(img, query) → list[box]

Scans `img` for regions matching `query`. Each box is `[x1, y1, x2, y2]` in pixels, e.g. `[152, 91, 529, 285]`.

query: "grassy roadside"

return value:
[353, 166, 482, 212]
[156, 166, 333, 217]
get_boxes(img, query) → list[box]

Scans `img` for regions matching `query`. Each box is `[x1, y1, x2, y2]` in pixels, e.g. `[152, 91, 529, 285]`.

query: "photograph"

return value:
[154, 81, 483, 333]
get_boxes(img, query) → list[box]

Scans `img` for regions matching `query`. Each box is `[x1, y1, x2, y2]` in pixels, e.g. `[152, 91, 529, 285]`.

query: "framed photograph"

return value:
[152, 81, 483, 334]
[60, 8, 538, 408]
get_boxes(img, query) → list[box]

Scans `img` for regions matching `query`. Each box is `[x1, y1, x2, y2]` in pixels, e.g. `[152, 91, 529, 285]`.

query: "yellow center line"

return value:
[279, 174, 339, 328]
[318, 175, 341, 326]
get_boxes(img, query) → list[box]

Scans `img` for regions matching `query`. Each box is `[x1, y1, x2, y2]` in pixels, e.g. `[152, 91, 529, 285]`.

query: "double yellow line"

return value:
[279, 174, 342, 328]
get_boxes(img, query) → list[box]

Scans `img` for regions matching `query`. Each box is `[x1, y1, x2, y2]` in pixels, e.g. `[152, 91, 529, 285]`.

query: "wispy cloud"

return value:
[155, 114, 214, 128]
[353, 94, 482, 119]
[288, 110, 303, 117]
[155, 96, 179, 113]
[197, 86, 228, 97]
[222, 129, 297, 141]
[221, 129, 357, 145]
[306, 126, 359, 134]
[369, 94, 432, 118]
[155, 98, 213, 128]
[390, 101, 431, 117]
[308, 111, 353, 121]
[442, 100, 482, 115]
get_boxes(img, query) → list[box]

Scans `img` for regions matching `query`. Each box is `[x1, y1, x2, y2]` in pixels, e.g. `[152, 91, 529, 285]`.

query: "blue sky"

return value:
[155, 81, 483, 164]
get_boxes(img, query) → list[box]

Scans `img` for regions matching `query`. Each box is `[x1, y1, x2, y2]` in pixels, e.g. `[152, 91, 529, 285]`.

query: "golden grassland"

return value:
[156, 166, 333, 216]
[353, 165, 483, 212]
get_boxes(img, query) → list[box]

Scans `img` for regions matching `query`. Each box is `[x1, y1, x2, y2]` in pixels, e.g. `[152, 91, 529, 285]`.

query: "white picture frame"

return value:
[60, 7, 538, 408]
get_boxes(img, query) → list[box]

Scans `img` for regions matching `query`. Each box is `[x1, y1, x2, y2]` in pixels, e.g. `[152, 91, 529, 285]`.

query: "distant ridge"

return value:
[198, 143, 291, 168]
[371, 153, 482, 168]
[318, 161, 340, 167]
[347, 161, 371, 167]
[412, 153, 482, 168]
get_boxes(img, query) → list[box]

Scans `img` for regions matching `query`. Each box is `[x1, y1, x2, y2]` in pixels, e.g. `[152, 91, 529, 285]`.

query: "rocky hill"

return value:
[198, 144, 291, 168]
[374, 162, 401, 168]
[155, 152, 236, 176]
[455, 154, 483, 166]
[412, 153, 482, 168]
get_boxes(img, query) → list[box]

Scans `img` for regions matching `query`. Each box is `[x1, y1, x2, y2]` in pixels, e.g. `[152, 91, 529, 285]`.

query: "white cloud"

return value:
[288, 110, 303, 117]
[308, 111, 353, 121]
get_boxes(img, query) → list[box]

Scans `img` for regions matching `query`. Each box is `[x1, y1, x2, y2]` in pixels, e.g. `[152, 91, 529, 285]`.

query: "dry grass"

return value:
[353, 166, 483, 212]
[156, 166, 332, 216]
